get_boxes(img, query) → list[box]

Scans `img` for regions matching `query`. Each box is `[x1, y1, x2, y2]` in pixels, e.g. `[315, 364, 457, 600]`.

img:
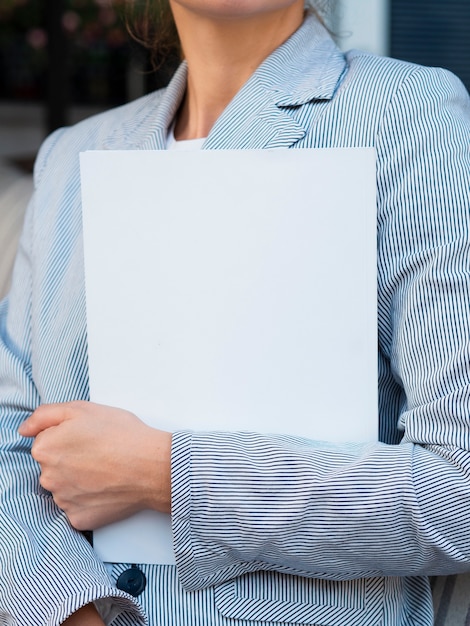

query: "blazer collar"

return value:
[108, 14, 346, 151]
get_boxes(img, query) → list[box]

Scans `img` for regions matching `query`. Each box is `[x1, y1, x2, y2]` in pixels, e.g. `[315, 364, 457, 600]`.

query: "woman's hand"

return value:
[18, 401, 172, 530]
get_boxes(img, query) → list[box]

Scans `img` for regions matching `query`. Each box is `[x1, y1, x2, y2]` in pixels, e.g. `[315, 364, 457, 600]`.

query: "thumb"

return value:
[19, 403, 75, 437]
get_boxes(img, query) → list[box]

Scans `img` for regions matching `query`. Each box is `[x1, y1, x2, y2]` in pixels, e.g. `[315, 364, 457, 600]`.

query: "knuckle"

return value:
[38, 472, 53, 493]
[31, 432, 54, 465]
[53, 493, 66, 511]
[31, 437, 44, 463]
[67, 511, 85, 530]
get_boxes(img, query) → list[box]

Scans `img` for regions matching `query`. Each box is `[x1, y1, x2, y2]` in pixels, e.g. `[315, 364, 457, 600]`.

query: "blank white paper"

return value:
[80, 148, 377, 565]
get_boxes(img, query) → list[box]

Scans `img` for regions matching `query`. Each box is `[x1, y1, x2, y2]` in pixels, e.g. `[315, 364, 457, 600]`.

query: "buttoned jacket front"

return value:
[1, 15, 470, 626]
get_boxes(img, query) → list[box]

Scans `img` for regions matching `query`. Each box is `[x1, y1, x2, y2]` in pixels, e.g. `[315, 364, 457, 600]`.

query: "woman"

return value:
[1, 1, 470, 625]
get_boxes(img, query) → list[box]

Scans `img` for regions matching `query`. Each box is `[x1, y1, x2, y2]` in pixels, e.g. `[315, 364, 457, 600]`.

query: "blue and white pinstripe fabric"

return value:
[1, 14, 469, 626]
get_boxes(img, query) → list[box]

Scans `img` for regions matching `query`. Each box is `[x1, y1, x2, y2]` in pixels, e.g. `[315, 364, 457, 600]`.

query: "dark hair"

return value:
[119, 0, 180, 68]
[119, 1, 330, 68]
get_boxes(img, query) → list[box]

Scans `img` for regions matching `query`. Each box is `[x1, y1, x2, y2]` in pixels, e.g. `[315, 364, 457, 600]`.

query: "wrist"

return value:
[62, 603, 105, 626]
[143, 428, 172, 514]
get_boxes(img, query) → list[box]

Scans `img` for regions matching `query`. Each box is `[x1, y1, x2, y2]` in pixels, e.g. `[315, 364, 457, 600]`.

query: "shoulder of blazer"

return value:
[33, 87, 168, 186]
[32, 58, 191, 186]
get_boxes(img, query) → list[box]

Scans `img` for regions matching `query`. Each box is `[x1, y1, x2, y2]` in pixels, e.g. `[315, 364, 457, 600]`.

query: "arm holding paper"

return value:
[19, 402, 172, 529]
[169, 66, 470, 589]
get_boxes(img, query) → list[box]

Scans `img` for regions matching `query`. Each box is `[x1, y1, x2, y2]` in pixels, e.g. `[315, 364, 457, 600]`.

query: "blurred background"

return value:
[0, 0, 469, 167]
[0, 0, 181, 169]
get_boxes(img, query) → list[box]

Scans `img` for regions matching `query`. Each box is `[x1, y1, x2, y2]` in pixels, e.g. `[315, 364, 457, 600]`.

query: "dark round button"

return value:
[116, 567, 147, 597]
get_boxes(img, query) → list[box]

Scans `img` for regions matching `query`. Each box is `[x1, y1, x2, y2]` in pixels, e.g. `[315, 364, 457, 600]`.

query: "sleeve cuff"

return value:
[171, 430, 197, 588]
[49, 586, 146, 626]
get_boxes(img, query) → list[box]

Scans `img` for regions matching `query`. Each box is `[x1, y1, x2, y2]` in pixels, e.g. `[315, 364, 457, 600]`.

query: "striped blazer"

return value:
[1, 14, 470, 626]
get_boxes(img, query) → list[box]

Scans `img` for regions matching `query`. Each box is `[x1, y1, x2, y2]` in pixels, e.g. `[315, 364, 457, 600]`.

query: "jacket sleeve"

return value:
[171, 66, 470, 590]
[0, 131, 144, 626]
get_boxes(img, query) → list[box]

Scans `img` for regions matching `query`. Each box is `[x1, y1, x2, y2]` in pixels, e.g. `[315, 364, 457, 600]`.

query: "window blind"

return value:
[391, 0, 470, 91]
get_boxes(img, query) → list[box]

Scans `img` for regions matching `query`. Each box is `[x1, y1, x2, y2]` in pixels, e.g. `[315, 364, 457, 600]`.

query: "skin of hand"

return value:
[62, 603, 105, 626]
[18, 401, 172, 531]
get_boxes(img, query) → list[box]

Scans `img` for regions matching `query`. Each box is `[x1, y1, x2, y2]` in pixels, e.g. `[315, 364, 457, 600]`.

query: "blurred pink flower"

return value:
[26, 28, 48, 50]
[62, 11, 82, 34]
[99, 7, 117, 27]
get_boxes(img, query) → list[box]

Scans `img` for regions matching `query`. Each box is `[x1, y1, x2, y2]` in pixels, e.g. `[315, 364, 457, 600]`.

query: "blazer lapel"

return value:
[104, 63, 187, 151]
[105, 14, 346, 152]
[203, 15, 347, 150]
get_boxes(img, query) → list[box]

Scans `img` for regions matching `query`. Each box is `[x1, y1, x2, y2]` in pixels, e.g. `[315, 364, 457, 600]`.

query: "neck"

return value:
[170, 3, 305, 140]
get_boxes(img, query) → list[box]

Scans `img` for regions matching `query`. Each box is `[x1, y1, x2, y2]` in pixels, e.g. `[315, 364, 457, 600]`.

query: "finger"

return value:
[18, 401, 84, 438]
[30, 426, 58, 465]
